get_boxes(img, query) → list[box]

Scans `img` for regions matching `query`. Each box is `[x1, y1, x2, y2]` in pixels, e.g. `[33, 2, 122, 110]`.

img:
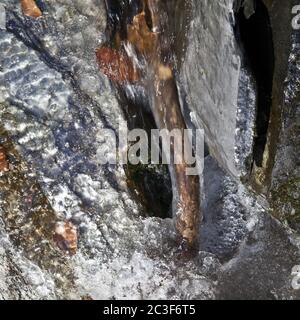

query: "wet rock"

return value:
[218, 213, 300, 300]
[0, 4, 5, 30]
[268, 18, 300, 231]
[127, 10, 158, 56]
[0, 127, 77, 299]
[245, 0, 294, 194]
[21, 0, 42, 18]
[234, 0, 255, 19]
[0, 0, 213, 299]
[96, 47, 140, 83]
[0, 0, 299, 300]
[178, 0, 243, 178]
[54, 221, 78, 255]
[201, 156, 262, 261]
[0, 146, 9, 172]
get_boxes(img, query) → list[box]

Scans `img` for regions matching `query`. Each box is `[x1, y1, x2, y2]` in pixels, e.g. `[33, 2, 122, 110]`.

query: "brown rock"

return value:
[0, 146, 9, 172]
[127, 11, 158, 56]
[54, 221, 78, 255]
[96, 47, 140, 83]
[21, 0, 42, 18]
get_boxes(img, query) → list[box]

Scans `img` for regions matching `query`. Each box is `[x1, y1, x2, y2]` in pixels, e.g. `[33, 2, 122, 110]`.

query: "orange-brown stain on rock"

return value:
[0, 146, 9, 172]
[21, 0, 42, 18]
[96, 47, 140, 83]
[54, 221, 78, 256]
[127, 11, 158, 56]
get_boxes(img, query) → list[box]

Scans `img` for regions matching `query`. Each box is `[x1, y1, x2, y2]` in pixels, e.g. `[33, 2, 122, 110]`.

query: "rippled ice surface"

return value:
[0, 0, 299, 300]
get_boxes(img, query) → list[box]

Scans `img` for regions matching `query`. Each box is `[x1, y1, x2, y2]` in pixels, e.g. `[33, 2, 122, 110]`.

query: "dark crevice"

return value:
[103, 1, 173, 219]
[121, 92, 173, 219]
[235, 0, 275, 167]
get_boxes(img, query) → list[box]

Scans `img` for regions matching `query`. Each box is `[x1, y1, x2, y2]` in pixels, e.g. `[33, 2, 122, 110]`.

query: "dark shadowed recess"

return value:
[235, 0, 275, 167]
[104, 0, 173, 219]
[122, 92, 173, 220]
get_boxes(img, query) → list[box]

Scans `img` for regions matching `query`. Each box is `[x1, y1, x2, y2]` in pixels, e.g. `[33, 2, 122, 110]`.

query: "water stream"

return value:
[101, 0, 201, 251]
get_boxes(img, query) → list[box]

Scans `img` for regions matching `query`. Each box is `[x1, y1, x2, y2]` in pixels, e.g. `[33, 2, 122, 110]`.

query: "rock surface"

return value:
[179, 0, 243, 178]
[0, 0, 299, 300]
